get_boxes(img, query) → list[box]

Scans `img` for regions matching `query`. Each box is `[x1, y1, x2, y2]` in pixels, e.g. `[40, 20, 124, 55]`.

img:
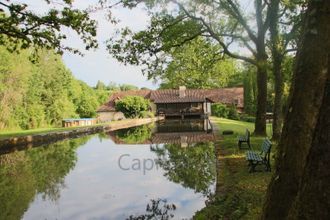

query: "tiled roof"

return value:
[150, 89, 207, 103]
[203, 87, 244, 107]
[97, 87, 244, 112]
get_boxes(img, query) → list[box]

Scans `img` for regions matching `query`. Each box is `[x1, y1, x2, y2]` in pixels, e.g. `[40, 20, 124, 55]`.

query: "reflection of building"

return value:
[97, 86, 243, 122]
[108, 119, 218, 147]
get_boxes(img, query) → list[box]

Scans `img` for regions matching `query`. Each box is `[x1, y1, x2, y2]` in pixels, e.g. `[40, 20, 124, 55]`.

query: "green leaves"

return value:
[115, 96, 151, 118]
[0, 46, 103, 129]
[107, 13, 203, 78]
[160, 37, 240, 89]
[0, 1, 98, 54]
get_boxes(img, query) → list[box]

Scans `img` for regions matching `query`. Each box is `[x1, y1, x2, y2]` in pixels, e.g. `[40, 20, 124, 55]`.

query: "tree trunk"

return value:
[254, 62, 267, 136]
[262, 1, 330, 219]
[288, 66, 330, 219]
[269, 0, 283, 141]
[272, 57, 283, 140]
[254, 33, 268, 136]
[254, 0, 268, 136]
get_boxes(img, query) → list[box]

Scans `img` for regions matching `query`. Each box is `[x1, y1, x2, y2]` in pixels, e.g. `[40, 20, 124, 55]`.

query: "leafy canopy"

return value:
[159, 37, 240, 89]
[0, 0, 98, 54]
[115, 96, 151, 118]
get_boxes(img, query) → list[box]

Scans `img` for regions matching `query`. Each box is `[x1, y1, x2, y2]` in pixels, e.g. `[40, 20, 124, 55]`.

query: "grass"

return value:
[194, 117, 275, 220]
[0, 119, 142, 140]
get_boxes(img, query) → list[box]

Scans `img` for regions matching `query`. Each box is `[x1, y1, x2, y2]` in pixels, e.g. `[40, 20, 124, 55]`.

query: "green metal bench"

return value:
[246, 138, 272, 172]
[238, 129, 251, 149]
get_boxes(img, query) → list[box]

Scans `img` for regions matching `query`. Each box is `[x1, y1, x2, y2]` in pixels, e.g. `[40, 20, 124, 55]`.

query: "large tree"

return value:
[262, 0, 330, 218]
[268, 0, 302, 140]
[159, 37, 240, 89]
[0, 0, 98, 54]
[108, 0, 276, 135]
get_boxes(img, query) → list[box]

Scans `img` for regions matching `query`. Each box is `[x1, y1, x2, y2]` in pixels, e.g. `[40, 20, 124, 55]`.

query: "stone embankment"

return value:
[0, 117, 164, 152]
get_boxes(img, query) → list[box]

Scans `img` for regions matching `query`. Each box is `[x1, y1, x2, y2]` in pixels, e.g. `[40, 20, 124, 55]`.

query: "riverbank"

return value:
[195, 117, 274, 219]
[0, 117, 164, 151]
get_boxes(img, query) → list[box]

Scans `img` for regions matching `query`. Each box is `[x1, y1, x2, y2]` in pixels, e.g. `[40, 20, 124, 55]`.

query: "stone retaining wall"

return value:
[0, 117, 164, 152]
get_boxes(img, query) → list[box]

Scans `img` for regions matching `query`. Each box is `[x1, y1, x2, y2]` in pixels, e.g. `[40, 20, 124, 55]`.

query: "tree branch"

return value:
[224, 0, 258, 44]
[175, 1, 256, 65]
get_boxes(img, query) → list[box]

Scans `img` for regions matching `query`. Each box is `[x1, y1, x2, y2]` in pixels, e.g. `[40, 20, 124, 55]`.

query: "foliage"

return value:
[127, 199, 176, 220]
[95, 80, 107, 90]
[243, 64, 258, 115]
[151, 142, 216, 196]
[139, 111, 155, 118]
[211, 104, 230, 118]
[115, 96, 151, 118]
[0, 46, 104, 130]
[0, 136, 90, 220]
[228, 105, 239, 120]
[211, 104, 239, 120]
[114, 125, 153, 144]
[108, 0, 303, 136]
[119, 84, 139, 91]
[105, 82, 140, 91]
[0, 1, 97, 54]
[159, 38, 240, 89]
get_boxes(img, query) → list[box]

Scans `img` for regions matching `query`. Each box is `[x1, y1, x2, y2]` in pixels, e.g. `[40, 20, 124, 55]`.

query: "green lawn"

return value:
[210, 117, 273, 137]
[195, 117, 275, 219]
[0, 120, 127, 140]
[0, 126, 85, 139]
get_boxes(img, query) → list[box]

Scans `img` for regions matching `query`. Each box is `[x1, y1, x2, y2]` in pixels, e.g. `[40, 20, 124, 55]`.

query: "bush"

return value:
[139, 111, 154, 118]
[115, 96, 151, 118]
[211, 104, 230, 118]
[227, 105, 239, 120]
[212, 103, 241, 120]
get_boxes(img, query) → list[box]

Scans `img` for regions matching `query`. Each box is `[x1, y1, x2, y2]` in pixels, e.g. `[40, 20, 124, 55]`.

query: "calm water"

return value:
[0, 120, 217, 220]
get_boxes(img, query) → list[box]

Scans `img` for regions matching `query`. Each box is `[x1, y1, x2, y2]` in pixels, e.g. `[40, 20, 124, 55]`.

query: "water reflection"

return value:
[126, 199, 176, 220]
[0, 136, 90, 220]
[151, 142, 216, 196]
[0, 119, 217, 219]
[109, 119, 215, 147]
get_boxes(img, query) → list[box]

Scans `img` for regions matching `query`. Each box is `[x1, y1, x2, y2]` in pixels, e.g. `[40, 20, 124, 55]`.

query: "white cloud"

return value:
[62, 1, 158, 88]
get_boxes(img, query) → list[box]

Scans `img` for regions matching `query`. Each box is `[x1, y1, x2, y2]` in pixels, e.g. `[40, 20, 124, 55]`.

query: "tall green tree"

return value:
[267, 0, 302, 140]
[108, 0, 276, 135]
[159, 37, 240, 89]
[0, 46, 103, 130]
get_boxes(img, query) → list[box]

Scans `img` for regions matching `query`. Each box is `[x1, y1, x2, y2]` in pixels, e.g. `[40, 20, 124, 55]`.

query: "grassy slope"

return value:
[195, 117, 275, 219]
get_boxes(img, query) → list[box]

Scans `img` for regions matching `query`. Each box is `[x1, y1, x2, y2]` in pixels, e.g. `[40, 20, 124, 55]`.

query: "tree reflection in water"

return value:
[114, 124, 153, 144]
[151, 142, 216, 196]
[0, 136, 90, 220]
[126, 199, 176, 220]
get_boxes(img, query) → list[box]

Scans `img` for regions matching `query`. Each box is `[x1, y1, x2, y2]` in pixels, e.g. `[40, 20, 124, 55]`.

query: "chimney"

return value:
[179, 86, 186, 98]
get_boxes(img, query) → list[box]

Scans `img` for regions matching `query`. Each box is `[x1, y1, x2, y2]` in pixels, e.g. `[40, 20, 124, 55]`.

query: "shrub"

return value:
[211, 104, 230, 118]
[227, 105, 239, 120]
[211, 103, 241, 120]
[139, 111, 154, 118]
[115, 96, 151, 118]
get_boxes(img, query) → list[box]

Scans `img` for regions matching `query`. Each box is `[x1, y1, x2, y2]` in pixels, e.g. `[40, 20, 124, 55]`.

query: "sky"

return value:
[61, 1, 157, 89]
